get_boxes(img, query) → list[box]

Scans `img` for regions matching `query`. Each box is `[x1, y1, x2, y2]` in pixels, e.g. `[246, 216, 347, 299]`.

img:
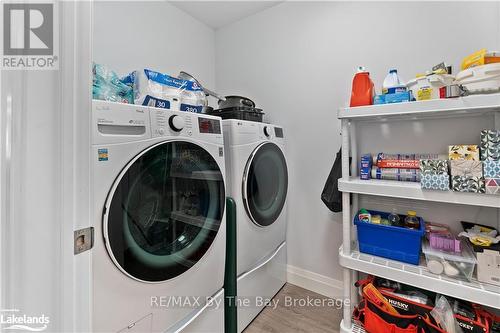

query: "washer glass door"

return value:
[104, 141, 225, 282]
[244, 142, 288, 227]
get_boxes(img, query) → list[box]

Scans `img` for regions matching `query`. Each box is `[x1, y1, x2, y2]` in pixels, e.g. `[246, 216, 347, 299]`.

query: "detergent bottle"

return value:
[350, 66, 374, 107]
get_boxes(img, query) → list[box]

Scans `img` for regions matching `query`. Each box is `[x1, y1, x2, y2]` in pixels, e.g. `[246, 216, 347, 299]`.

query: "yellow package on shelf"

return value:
[461, 49, 500, 70]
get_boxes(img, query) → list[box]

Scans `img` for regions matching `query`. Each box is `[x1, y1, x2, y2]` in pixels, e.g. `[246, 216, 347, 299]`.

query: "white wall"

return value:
[93, 1, 216, 88]
[1, 2, 93, 332]
[215, 2, 500, 288]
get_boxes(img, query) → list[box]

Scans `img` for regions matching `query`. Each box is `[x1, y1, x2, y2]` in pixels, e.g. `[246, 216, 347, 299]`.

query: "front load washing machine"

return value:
[223, 119, 288, 332]
[91, 100, 226, 333]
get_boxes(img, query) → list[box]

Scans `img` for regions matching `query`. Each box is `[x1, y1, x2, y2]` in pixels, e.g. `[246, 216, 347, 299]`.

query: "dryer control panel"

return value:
[257, 123, 285, 143]
[222, 119, 285, 146]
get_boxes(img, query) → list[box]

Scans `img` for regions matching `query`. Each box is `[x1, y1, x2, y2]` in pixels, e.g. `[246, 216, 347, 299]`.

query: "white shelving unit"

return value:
[338, 94, 500, 333]
[339, 245, 500, 309]
[339, 178, 500, 209]
[338, 93, 500, 120]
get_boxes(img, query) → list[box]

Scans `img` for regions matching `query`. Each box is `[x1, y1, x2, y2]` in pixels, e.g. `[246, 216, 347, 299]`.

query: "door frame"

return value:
[60, 1, 93, 332]
[0, 1, 93, 331]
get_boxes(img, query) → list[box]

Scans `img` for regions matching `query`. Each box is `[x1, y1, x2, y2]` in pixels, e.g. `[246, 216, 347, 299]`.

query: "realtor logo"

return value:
[1, 1, 58, 69]
[0, 308, 50, 331]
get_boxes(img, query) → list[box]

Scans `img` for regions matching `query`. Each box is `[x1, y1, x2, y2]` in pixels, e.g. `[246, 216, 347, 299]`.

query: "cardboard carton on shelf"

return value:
[477, 249, 500, 287]
[461, 221, 500, 287]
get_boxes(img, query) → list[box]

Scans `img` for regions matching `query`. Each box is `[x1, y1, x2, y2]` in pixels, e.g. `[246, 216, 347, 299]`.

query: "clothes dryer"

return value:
[222, 119, 288, 332]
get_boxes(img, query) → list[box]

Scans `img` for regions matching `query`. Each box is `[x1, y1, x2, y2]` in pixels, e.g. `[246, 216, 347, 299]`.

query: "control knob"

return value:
[169, 115, 185, 132]
[263, 125, 271, 137]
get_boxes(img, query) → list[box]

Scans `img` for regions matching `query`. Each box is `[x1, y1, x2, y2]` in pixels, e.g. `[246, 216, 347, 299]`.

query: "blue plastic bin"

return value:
[354, 210, 425, 265]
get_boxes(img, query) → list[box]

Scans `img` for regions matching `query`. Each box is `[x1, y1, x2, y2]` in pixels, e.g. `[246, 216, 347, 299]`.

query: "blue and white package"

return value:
[360, 167, 371, 180]
[373, 94, 386, 105]
[385, 91, 412, 104]
[375, 91, 413, 104]
[360, 154, 372, 169]
[359, 154, 373, 180]
[371, 167, 421, 182]
[125, 69, 207, 112]
[386, 86, 407, 94]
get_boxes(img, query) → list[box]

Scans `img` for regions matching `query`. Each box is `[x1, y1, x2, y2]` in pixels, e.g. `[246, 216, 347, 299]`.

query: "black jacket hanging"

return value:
[321, 148, 351, 212]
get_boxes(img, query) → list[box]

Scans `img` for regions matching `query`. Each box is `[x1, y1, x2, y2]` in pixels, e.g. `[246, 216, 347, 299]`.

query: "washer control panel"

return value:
[150, 108, 222, 142]
[92, 101, 224, 145]
[151, 108, 193, 137]
[198, 116, 221, 134]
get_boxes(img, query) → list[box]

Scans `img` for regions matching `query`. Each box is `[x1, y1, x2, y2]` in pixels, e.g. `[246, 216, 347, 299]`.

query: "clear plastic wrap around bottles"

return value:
[92, 63, 134, 104]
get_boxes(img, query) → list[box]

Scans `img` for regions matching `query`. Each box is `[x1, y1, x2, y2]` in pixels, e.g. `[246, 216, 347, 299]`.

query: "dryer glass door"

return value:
[104, 141, 225, 282]
[244, 142, 288, 227]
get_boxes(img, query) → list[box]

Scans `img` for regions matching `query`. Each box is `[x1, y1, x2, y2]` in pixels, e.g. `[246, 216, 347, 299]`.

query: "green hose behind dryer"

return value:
[224, 197, 237, 333]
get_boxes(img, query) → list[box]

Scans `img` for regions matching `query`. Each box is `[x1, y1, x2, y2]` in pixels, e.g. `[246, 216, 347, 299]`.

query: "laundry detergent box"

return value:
[451, 176, 485, 193]
[480, 129, 500, 161]
[449, 145, 480, 161]
[483, 160, 500, 178]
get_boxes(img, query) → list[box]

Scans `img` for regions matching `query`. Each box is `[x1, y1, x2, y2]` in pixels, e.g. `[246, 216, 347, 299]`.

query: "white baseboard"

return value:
[286, 265, 343, 299]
